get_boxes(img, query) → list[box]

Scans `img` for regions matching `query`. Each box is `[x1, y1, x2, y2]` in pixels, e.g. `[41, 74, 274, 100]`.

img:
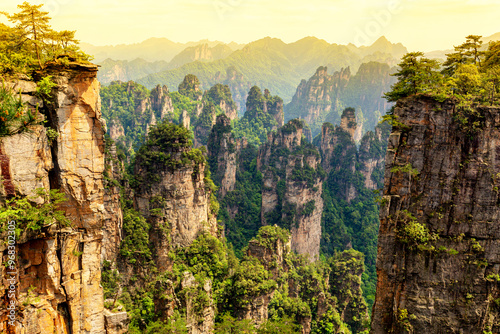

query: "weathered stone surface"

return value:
[134, 149, 218, 271]
[207, 115, 238, 198]
[0, 63, 106, 334]
[102, 142, 124, 262]
[258, 120, 324, 260]
[182, 272, 215, 334]
[108, 120, 124, 140]
[371, 96, 500, 333]
[104, 309, 129, 334]
[320, 121, 357, 202]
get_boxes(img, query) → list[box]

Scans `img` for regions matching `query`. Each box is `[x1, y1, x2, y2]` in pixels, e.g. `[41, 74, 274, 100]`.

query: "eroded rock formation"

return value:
[0, 62, 113, 333]
[258, 119, 324, 260]
[371, 96, 500, 333]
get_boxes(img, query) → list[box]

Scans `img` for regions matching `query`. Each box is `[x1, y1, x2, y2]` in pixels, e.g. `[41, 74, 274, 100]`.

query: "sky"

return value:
[2, 0, 500, 51]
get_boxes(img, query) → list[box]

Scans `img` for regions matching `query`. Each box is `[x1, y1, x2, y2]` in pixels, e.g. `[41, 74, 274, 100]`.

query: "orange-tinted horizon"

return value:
[2, 0, 499, 51]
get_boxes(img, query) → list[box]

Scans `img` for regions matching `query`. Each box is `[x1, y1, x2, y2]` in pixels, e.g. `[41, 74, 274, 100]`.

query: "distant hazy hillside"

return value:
[134, 36, 407, 109]
[97, 43, 237, 84]
[81, 37, 244, 63]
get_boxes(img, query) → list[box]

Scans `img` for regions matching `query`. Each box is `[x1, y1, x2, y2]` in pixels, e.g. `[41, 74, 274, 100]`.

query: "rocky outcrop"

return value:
[205, 83, 238, 121]
[258, 119, 324, 260]
[285, 62, 394, 136]
[358, 123, 391, 190]
[320, 120, 358, 203]
[133, 123, 218, 271]
[320, 108, 389, 202]
[104, 310, 129, 334]
[182, 272, 215, 334]
[108, 120, 125, 140]
[330, 250, 370, 333]
[0, 62, 108, 333]
[193, 102, 217, 147]
[286, 66, 349, 134]
[150, 84, 174, 120]
[207, 115, 239, 198]
[212, 66, 252, 116]
[262, 88, 284, 127]
[371, 96, 500, 333]
[102, 142, 124, 263]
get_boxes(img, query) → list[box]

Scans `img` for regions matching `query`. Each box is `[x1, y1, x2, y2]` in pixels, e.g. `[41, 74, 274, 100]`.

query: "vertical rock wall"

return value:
[371, 96, 500, 333]
[258, 120, 324, 260]
[0, 62, 109, 334]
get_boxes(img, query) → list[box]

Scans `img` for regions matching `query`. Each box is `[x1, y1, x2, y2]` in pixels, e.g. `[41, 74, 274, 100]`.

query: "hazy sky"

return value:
[2, 0, 499, 51]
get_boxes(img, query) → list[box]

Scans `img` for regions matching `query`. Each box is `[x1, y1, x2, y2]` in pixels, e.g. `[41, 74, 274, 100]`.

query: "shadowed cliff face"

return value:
[371, 96, 500, 334]
[0, 62, 113, 334]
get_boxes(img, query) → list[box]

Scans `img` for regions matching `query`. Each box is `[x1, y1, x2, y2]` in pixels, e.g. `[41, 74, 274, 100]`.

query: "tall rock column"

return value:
[207, 114, 240, 198]
[258, 119, 324, 260]
[371, 96, 500, 333]
[133, 122, 218, 271]
[0, 62, 107, 334]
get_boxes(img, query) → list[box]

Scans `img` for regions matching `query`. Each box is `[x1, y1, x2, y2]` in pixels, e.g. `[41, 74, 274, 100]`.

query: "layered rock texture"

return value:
[0, 62, 114, 333]
[207, 115, 240, 198]
[133, 123, 218, 271]
[285, 62, 395, 136]
[258, 119, 324, 260]
[320, 109, 389, 202]
[371, 96, 500, 333]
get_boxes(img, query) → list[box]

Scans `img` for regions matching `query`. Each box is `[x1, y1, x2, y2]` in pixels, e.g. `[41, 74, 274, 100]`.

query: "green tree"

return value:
[5, 2, 52, 68]
[484, 41, 500, 69]
[384, 52, 440, 102]
[443, 35, 485, 75]
[0, 2, 90, 74]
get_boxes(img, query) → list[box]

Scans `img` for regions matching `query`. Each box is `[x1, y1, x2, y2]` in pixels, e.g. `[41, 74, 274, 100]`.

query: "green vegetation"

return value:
[385, 35, 500, 109]
[0, 83, 40, 137]
[0, 2, 91, 76]
[0, 188, 70, 234]
[232, 86, 282, 146]
[132, 121, 207, 187]
[178, 74, 202, 101]
[395, 210, 437, 249]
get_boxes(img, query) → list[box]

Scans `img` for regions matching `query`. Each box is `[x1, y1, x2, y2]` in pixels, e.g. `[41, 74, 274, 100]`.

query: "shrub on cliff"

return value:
[0, 83, 40, 137]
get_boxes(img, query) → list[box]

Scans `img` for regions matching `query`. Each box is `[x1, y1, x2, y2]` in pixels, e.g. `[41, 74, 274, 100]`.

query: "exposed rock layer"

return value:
[0, 63, 109, 333]
[371, 96, 500, 333]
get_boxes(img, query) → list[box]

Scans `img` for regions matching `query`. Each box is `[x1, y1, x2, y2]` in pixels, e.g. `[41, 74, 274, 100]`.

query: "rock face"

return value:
[133, 124, 218, 271]
[258, 119, 324, 260]
[207, 115, 239, 198]
[285, 63, 394, 136]
[182, 272, 215, 334]
[0, 63, 108, 333]
[287, 66, 349, 132]
[102, 142, 124, 263]
[104, 310, 129, 334]
[371, 96, 500, 333]
[320, 120, 358, 203]
[320, 109, 390, 202]
[205, 83, 238, 121]
[150, 84, 174, 120]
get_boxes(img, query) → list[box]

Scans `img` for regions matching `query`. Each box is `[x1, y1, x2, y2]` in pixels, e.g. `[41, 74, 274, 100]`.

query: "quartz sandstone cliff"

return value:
[0, 62, 114, 334]
[133, 129, 218, 271]
[258, 120, 324, 260]
[371, 96, 500, 333]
